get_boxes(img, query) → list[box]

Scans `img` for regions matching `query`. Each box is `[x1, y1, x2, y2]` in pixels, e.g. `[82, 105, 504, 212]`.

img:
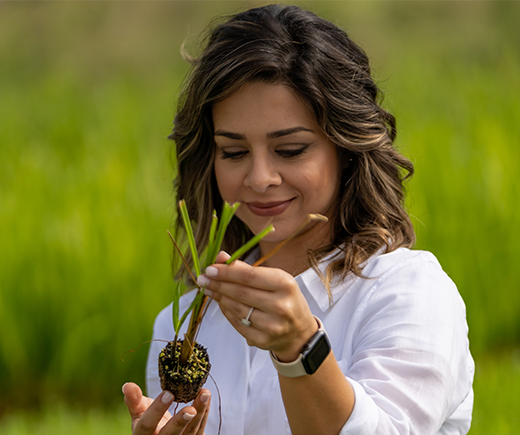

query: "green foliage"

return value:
[470, 350, 520, 434]
[170, 200, 272, 340]
[1, 351, 519, 435]
[178, 200, 203, 278]
[377, 35, 520, 357]
[0, 403, 129, 435]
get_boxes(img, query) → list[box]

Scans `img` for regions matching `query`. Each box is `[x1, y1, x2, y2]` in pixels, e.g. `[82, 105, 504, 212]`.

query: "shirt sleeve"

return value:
[339, 253, 473, 435]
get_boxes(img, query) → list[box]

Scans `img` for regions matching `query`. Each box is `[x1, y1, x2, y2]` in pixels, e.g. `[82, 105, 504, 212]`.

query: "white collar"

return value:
[295, 249, 356, 312]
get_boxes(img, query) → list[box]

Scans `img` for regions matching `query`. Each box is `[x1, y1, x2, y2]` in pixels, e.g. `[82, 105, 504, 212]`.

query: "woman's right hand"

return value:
[122, 382, 210, 435]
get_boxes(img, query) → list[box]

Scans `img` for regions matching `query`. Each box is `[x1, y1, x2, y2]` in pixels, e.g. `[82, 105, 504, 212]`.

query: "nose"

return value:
[244, 154, 282, 192]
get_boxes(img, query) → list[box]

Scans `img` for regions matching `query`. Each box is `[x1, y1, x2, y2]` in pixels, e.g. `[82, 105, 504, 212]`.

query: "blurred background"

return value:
[0, 1, 518, 433]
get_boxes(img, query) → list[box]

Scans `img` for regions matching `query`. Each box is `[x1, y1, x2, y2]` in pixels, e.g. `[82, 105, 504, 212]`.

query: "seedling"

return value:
[159, 200, 328, 403]
[159, 200, 274, 402]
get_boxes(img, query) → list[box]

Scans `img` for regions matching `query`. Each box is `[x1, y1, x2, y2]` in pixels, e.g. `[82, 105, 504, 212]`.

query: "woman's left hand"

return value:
[123, 382, 210, 435]
[197, 251, 318, 362]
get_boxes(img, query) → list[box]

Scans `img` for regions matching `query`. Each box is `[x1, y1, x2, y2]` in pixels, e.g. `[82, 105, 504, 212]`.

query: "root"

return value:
[207, 371, 222, 435]
[120, 339, 170, 361]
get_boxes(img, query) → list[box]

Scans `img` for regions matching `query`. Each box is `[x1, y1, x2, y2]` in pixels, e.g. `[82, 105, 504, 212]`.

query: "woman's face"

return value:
[212, 82, 340, 246]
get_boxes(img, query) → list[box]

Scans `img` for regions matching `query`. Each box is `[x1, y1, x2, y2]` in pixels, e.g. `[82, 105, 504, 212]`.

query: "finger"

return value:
[201, 276, 274, 310]
[215, 250, 231, 264]
[218, 300, 283, 336]
[204, 260, 295, 294]
[180, 389, 211, 434]
[199, 265, 292, 305]
[192, 388, 211, 412]
[200, 266, 300, 331]
[123, 383, 154, 423]
[202, 274, 300, 328]
[195, 391, 212, 434]
[133, 390, 176, 435]
[220, 304, 269, 343]
[158, 406, 197, 435]
[216, 294, 271, 330]
[219, 302, 303, 354]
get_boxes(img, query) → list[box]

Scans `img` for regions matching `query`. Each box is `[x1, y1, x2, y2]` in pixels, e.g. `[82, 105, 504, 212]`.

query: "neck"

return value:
[258, 220, 332, 276]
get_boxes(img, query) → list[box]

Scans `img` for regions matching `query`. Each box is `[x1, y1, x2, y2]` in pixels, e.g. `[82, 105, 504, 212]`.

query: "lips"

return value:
[245, 199, 294, 217]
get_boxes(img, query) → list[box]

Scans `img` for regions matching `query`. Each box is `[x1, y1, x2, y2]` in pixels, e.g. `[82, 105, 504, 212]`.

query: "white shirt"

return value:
[146, 248, 474, 434]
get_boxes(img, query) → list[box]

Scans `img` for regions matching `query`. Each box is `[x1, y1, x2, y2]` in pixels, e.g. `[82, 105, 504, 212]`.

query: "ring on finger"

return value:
[241, 306, 254, 327]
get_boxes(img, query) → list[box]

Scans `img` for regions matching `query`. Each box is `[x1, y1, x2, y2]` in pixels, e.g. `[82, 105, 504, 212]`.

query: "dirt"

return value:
[158, 340, 211, 403]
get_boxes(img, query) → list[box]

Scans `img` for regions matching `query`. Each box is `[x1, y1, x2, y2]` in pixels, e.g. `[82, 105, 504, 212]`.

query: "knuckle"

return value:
[229, 300, 243, 318]
[210, 279, 221, 292]
[240, 266, 256, 285]
[279, 274, 296, 290]
[183, 422, 198, 434]
[233, 286, 248, 302]
[135, 419, 155, 433]
[266, 321, 286, 338]
[221, 297, 243, 319]
[170, 415, 189, 430]
[271, 299, 292, 318]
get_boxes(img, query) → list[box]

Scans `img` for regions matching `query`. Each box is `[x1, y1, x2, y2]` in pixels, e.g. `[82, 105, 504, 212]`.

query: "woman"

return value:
[123, 4, 474, 435]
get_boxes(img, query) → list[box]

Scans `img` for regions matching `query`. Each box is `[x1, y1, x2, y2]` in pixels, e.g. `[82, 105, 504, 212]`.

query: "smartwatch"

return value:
[270, 316, 331, 377]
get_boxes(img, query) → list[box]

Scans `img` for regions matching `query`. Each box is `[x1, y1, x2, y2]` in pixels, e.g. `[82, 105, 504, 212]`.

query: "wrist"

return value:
[273, 316, 320, 363]
[270, 316, 331, 377]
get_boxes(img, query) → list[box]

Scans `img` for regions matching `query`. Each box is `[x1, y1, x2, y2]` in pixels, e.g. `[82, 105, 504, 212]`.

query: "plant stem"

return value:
[252, 214, 328, 267]
[171, 205, 328, 366]
[225, 224, 274, 265]
[179, 200, 201, 277]
[167, 230, 199, 286]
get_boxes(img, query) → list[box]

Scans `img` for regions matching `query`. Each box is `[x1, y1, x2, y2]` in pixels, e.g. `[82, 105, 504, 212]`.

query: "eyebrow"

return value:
[214, 126, 314, 140]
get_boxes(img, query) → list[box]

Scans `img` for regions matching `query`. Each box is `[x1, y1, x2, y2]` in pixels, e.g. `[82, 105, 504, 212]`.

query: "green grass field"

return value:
[1, 1, 519, 433]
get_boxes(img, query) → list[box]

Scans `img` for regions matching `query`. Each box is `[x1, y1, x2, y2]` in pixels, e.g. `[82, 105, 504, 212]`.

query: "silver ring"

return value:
[241, 306, 254, 327]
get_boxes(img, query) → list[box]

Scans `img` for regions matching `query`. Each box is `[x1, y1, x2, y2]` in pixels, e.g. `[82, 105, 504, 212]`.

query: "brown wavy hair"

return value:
[170, 4, 415, 286]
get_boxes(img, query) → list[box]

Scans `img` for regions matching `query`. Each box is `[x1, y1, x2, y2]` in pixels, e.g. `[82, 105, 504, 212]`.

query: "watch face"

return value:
[302, 331, 331, 374]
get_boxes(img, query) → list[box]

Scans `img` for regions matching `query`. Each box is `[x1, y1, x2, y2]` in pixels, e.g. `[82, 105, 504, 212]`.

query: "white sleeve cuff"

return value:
[339, 377, 379, 435]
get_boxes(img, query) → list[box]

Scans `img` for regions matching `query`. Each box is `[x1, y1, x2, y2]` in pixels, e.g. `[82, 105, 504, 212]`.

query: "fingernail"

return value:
[200, 392, 210, 403]
[162, 390, 174, 404]
[122, 383, 128, 394]
[197, 275, 210, 287]
[183, 412, 196, 421]
[205, 266, 218, 277]
[203, 288, 214, 298]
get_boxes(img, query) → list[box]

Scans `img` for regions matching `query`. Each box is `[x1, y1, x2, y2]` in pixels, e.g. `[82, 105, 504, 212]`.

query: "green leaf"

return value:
[226, 224, 274, 264]
[178, 199, 201, 277]
[207, 202, 240, 265]
[170, 201, 248, 355]
[178, 290, 205, 331]
[171, 279, 183, 334]
[208, 211, 218, 252]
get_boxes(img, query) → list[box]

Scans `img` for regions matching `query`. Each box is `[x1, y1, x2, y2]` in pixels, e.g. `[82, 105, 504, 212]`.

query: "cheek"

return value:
[299, 163, 336, 195]
[214, 163, 239, 202]
[305, 160, 340, 205]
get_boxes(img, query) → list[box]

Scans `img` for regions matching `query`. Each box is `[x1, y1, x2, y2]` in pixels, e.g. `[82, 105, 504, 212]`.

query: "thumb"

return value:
[123, 382, 151, 419]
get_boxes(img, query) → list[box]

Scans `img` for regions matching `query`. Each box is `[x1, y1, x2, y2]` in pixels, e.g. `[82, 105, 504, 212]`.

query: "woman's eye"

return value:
[220, 149, 248, 160]
[276, 146, 308, 158]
